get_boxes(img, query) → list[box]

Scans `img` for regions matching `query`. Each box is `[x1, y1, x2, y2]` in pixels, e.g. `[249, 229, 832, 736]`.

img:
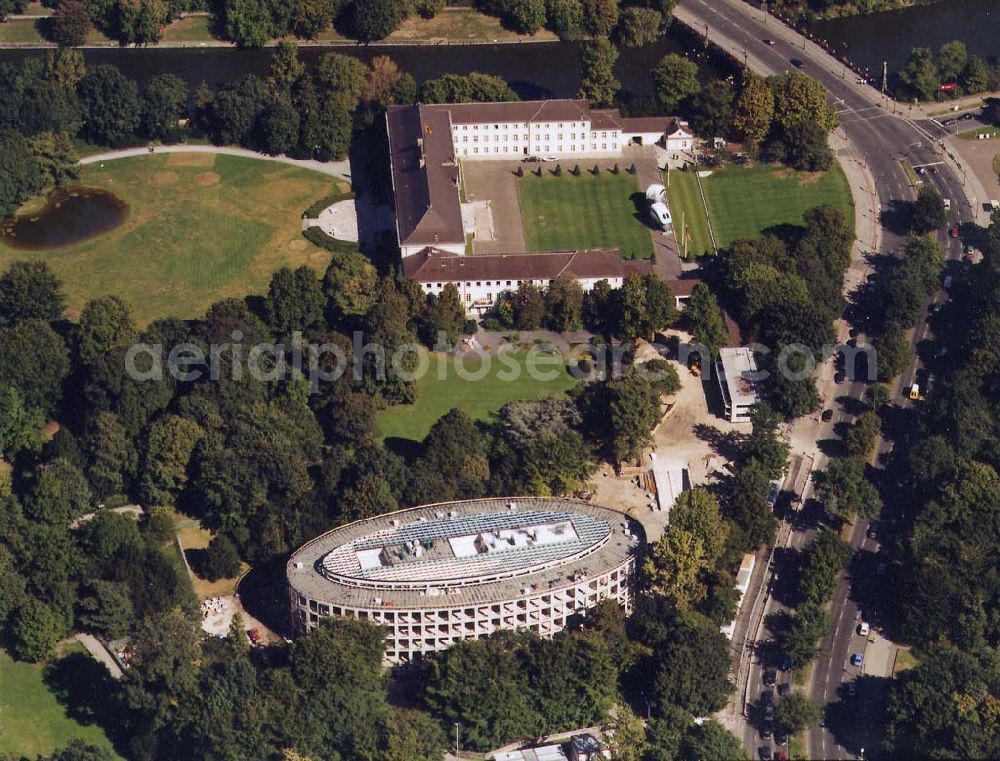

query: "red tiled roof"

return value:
[402, 248, 652, 283]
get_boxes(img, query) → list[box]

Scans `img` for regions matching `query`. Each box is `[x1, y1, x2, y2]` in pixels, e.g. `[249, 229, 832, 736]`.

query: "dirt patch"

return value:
[796, 171, 825, 186]
[152, 170, 178, 186]
[335, 180, 351, 193]
[166, 152, 216, 168]
[194, 172, 221, 187]
[286, 239, 309, 251]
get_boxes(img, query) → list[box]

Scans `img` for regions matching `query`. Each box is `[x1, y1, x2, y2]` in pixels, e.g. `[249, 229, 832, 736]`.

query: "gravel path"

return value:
[80, 145, 351, 179]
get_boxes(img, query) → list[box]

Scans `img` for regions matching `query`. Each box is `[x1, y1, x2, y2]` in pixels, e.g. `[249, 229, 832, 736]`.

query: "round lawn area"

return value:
[0, 153, 350, 326]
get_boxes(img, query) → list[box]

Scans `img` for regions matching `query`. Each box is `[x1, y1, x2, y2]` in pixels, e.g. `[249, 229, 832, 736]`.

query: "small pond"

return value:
[1, 187, 128, 250]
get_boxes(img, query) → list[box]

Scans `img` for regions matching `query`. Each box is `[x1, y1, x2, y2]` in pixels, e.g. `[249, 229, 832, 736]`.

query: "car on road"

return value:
[858, 621, 870, 636]
[767, 482, 780, 506]
[761, 690, 774, 705]
[780, 655, 792, 672]
[759, 747, 773, 760]
[866, 523, 878, 539]
[790, 58, 803, 68]
[775, 751, 788, 761]
[775, 731, 788, 746]
[764, 705, 775, 721]
[761, 722, 773, 739]
[763, 669, 777, 686]
[851, 652, 864, 667]
[763, 38, 774, 45]
[777, 683, 791, 696]
[822, 409, 834, 422]
[949, 225, 960, 238]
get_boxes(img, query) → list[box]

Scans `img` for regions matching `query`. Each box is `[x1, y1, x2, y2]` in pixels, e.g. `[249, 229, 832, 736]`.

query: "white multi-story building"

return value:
[287, 498, 642, 665]
[386, 100, 694, 256]
[716, 346, 762, 423]
[402, 247, 652, 316]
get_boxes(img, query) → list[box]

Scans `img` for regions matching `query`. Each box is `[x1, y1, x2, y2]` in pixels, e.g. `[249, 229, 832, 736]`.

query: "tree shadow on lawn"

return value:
[44, 652, 130, 752]
[629, 191, 660, 230]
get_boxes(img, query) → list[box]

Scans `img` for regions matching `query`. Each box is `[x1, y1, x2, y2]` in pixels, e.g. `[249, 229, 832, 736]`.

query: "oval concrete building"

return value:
[287, 497, 644, 664]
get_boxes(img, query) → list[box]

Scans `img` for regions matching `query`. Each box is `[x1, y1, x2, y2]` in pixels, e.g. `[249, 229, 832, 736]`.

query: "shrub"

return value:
[463, 319, 478, 334]
[415, 0, 444, 16]
[303, 225, 360, 254]
[199, 535, 242, 581]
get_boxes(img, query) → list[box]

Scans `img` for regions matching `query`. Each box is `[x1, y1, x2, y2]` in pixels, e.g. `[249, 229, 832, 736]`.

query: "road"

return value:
[672, 0, 976, 758]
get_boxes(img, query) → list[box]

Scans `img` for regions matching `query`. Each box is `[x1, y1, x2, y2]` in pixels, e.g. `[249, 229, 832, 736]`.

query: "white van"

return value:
[645, 184, 666, 203]
[943, 198, 951, 211]
[650, 201, 671, 228]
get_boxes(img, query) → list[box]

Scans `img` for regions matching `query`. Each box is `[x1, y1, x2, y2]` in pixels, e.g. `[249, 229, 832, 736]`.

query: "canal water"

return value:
[0, 187, 128, 249]
[0, 26, 729, 98]
[807, 0, 1000, 77]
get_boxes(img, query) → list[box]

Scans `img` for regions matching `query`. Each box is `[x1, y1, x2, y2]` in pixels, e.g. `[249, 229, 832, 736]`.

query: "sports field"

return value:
[376, 348, 578, 444]
[667, 163, 854, 257]
[0, 646, 119, 758]
[0, 154, 344, 326]
[516, 170, 654, 260]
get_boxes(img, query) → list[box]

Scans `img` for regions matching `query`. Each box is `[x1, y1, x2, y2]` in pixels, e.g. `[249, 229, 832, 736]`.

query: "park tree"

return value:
[384, 708, 448, 761]
[50, 741, 119, 761]
[77, 64, 142, 144]
[138, 416, 202, 503]
[268, 41, 305, 92]
[293, 0, 334, 37]
[0, 260, 65, 325]
[511, 281, 545, 329]
[420, 283, 466, 345]
[78, 295, 138, 364]
[604, 704, 647, 761]
[323, 252, 378, 321]
[937, 39, 967, 84]
[911, 183, 947, 234]
[266, 266, 325, 335]
[670, 487, 729, 566]
[545, 0, 583, 38]
[679, 721, 748, 761]
[0, 131, 44, 218]
[201, 534, 242, 580]
[28, 457, 92, 524]
[0, 320, 70, 412]
[652, 53, 700, 112]
[9, 598, 67, 662]
[544, 272, 584, 331]
[645, 526, 707, 609]
[616, 7, 660, 47]
[780, 602, 827, 668]
[577, 38, 619, 107]
[507, 0, 546, 34]
[29, 131, 79, 189]
[142, 73, 187, 140]
[43, 47, 87, 88]
[364, 55, 417, 109]
[339, 472, 397, 521]
[770, 71, 837, 132]
[222, 0, 273, 47]
[316, 51, 369, 110]
[684, 283, 727, 359]
[650, 612, 733, 715]
[733, 73, 774, 148]
[420, 72, 518, 104]
[581, 0, 617, 37]
[690, 78, 734, 137]
[775, 692, 821, 734]
[76, 579, 134, 638]
[813, 457, 880, 522]
[872, 326, 912, 382]
[51, 0, 91, 47]
[781, 117, 833, 171]
[259, 95, 300, 154]
[0, 385, 45, 460]
[960, 55, 989, 94]
[348, 0, 405, 42]
[114, 0, 167, 46]
[900, 47, 939, 101]
[844, 410, 880, 460]
[603, 370, 662, 463]
[727, 459, 777, 551]
[84, 411, 135, 499]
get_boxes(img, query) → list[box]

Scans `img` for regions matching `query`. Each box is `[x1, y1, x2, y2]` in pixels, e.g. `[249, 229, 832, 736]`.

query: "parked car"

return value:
[763, 669, 777, 686]
[759, 747, 773, 761]
[761, 690, 774, 705]
[866, 523, 878, 540]
[780, 655, 792, 672]
[775, 731, 788, 746]
[834, 371, 845, 383]
[778, 683, 791, 697]
[761, 722, 773, 740]
[541, 156, 557, 162]
[858, 622, 870, 636]
[949, 225, 960, 238]
[851, 652, 864, 667]
[790, 58, 804, 68]
[767, 482, 780, 506]
[848, 681, 858, 698]
[822, 409, 834, 422]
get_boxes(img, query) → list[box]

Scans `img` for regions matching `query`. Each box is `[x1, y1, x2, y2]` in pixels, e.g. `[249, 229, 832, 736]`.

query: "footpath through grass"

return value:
[667, 162, 854, 256]
[0, 647, 119, 758]
[0, 153, 341, 326]
[516, 170, 654, 260]
[377, 348, 578, 444]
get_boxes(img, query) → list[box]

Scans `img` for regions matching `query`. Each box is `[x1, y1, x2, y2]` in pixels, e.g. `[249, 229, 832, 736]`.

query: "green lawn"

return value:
[702, 163, 854, 251]
[0, 647, 118, 758]
[957, 125, 1000, 140]
[516, 170, 654, 260]
[377, 348, 578, 444]
[0, 153, 343, 326]
[666, 167, 713, 259]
